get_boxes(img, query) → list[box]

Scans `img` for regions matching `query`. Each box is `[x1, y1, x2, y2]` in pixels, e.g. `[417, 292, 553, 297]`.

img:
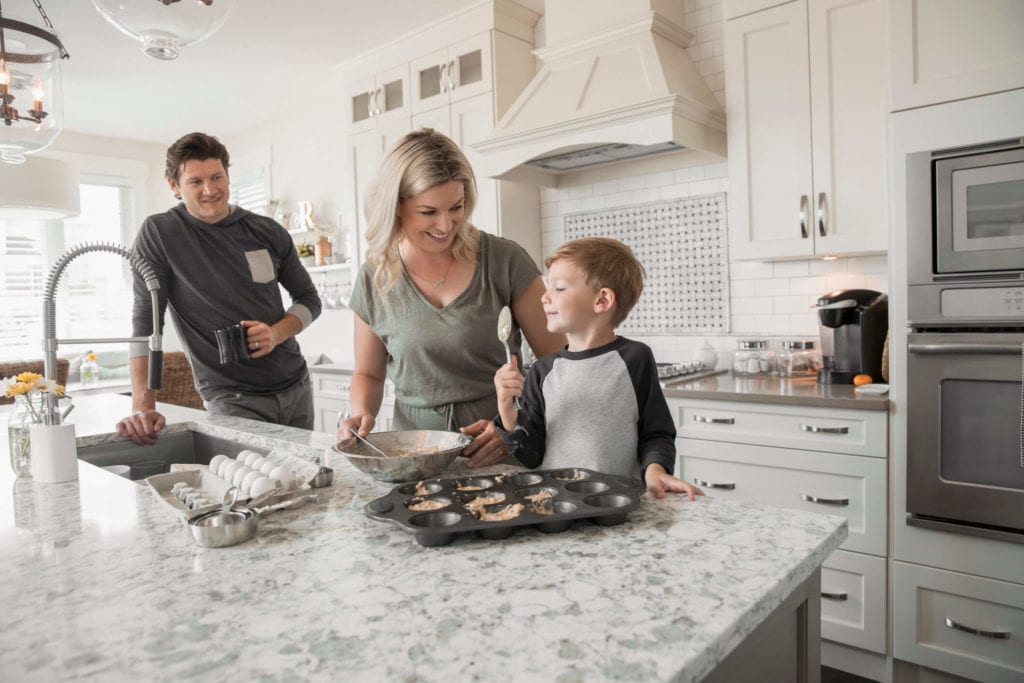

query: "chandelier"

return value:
[91, 0, 234, 61]
[0, 0, 69, 165]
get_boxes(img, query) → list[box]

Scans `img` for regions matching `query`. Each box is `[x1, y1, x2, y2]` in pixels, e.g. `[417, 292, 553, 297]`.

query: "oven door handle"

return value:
[908, 342, 1023, 355]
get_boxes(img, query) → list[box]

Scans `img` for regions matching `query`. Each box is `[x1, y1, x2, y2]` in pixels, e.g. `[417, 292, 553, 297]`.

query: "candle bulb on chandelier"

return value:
[32, 84, 45, 113]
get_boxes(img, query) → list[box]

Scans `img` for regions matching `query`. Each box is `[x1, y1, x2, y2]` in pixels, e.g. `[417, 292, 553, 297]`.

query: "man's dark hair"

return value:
[165, 132, 230, 182]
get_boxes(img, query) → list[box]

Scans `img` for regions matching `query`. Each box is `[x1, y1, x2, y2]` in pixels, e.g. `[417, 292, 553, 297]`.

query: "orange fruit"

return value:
[853, 374, 872, 386]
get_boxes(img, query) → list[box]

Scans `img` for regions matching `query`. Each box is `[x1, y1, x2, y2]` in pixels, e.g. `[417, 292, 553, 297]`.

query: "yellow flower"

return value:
[15, 371, 42, 383]
[6, 382, 31, 397]
[2, 372, 65, 398]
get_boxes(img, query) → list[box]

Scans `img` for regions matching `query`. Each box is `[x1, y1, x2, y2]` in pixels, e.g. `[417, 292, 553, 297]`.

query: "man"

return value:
[117, 132, 321, 444]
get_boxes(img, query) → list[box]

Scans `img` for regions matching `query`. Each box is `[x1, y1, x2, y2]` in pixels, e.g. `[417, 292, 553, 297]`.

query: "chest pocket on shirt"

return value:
[245, 249, 276, 284]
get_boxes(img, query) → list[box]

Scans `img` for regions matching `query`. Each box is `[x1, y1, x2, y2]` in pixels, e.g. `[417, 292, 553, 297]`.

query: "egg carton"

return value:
[364, 468, 645, 547]
[148, 450, 319, 524]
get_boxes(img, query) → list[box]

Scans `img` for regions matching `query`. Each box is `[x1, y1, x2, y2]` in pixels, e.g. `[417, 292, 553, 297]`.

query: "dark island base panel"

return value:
[705, 570, 822, 683]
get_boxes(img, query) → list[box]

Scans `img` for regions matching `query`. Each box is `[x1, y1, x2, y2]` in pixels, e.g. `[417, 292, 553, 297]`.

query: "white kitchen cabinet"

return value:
[309, 367, 394, 434]
[894, 562, 1024, 682]
[346, 118, 413, 265]
[671, 396, 889, 659]
[725, 0, 888, 260]
[889, 0, 1024, 112]
[348, 63, 411, 134]
[343, 2, 542, 266]
[411, 32, 493, 115]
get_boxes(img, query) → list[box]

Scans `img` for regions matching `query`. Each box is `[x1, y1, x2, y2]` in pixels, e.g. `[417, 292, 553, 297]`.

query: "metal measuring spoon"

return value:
[497, 305, 521, 410]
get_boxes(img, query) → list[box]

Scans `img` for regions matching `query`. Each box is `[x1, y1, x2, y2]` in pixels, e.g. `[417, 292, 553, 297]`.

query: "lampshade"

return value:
[0, 6, 68, 164]
[91, 0, 235, 60]
[0, 156, 80, 219]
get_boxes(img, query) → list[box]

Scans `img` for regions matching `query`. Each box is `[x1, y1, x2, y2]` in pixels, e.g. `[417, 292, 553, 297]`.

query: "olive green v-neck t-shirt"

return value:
[349, 232, 540, 430]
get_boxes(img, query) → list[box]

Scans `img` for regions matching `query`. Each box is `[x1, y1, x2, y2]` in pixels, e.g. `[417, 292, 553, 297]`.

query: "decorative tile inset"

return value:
[564, 194, 730, 334]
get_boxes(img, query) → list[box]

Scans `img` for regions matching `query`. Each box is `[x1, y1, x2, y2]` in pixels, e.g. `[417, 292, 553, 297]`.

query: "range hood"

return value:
[473, 0, 726, 185]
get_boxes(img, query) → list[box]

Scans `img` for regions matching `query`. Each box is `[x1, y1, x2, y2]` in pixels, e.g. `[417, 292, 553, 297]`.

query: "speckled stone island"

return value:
[1, 395, 846, 682]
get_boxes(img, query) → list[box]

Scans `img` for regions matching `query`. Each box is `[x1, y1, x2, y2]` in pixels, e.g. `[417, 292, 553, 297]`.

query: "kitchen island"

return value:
[2, 395, 846, 682]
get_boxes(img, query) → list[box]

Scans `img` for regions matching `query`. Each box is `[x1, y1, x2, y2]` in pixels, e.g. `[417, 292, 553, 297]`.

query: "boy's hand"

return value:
[494, 356, 523, 431]
[645, 464, 705, 500]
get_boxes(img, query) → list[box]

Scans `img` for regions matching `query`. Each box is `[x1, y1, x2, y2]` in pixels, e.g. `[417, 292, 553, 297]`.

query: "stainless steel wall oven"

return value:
[906, 137, 1024, 544]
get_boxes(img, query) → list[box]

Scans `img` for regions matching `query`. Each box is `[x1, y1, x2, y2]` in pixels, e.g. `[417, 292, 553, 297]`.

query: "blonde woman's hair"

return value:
[545, 237, 646, 328]
[363, 128, 480, 296]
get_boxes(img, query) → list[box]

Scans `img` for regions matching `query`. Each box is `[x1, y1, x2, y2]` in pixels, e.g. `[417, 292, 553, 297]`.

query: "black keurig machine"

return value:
[816, 289, 888, 384]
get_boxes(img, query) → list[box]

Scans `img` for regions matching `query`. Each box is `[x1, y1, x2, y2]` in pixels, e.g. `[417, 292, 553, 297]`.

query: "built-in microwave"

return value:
[932, 139, 1024, 276]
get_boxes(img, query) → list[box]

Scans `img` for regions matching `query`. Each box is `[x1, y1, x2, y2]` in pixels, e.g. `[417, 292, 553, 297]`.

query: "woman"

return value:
[340, 129, 565, 468]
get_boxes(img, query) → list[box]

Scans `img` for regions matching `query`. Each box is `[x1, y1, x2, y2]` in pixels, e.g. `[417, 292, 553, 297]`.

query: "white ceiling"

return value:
[8, 0, 516, 144]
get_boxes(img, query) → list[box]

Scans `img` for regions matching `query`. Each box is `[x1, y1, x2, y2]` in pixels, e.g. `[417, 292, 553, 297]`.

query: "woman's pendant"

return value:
[432, 277, 446, 288]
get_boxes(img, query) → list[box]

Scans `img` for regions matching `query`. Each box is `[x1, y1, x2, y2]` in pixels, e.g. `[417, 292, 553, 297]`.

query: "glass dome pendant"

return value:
[91, 0, 235, 61]
[0, 0, 69, 165]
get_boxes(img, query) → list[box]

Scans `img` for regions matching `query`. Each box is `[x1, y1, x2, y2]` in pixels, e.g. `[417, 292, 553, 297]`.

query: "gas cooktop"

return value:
[656, 362, 727, 387]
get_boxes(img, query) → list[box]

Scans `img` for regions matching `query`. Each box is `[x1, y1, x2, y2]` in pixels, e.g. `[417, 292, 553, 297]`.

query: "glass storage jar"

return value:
[733, 339, 775, 375]
[776, 340, 820, 377]
[7, 394, 45, 477]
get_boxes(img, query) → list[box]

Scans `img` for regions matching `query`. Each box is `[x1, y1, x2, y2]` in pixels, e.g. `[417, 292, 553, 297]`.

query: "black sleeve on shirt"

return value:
[493, 354, 552, 468]
[269, 219, 321, 323]
[620, 342, 677, 476]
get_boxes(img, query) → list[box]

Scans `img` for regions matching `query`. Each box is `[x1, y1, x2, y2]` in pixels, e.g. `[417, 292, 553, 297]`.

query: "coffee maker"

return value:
[816, 289, 888, 384]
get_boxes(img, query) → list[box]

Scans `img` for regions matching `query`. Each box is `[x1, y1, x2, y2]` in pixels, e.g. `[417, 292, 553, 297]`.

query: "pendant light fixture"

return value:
[91, 0, 234, 61]
[0, 0, 69, 165]
[0, 155, 79, 218]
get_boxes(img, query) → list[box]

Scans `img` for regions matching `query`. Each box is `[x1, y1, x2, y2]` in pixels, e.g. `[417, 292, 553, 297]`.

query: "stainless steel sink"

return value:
[77, 430, 268, 481]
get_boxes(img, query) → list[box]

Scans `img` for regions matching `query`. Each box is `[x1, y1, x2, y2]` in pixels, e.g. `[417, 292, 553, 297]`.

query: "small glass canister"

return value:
[733, 339, 775, 375]
[776, 339, 820, 377]
[7, 393, 46, 477]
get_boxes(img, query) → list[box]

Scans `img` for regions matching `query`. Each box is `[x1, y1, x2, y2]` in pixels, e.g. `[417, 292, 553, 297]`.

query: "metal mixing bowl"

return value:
[333, 430, 472, 482]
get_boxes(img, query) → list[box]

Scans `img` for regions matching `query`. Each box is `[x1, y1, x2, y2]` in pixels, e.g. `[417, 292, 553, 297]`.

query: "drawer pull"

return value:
[944, 617, 1010, 640]
[801, 493, 849, 506]
[693, 477, 735, 490]
[800, 424, 849, 434]
[821, 591, 848, 601]
[693, 415, 735, 425]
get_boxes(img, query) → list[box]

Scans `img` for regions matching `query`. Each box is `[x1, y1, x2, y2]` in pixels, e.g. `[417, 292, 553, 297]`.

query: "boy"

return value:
[493, 237, 703, 500]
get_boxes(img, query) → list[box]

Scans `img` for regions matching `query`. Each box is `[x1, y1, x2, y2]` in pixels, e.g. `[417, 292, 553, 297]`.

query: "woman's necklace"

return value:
[400, 248, 455, 288]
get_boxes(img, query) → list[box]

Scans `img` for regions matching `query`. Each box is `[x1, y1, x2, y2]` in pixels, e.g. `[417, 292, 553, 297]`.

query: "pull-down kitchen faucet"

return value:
[41, 241, 164, 423]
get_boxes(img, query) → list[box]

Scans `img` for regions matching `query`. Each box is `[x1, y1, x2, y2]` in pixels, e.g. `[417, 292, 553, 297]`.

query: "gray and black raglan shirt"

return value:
[495, 337, 677, 479]
[130, 204, 321, 398]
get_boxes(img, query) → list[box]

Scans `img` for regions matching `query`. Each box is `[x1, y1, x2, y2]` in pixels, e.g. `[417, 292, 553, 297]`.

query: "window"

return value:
[0, 182, 134, 362]
[229, 145, 273, 214]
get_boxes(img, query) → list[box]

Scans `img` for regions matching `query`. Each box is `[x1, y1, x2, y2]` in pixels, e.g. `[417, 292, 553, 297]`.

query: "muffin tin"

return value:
[364, 468, 645, 547]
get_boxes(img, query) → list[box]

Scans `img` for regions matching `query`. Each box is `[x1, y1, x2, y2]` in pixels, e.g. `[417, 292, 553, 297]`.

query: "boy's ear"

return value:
[593, 287, 617, 315]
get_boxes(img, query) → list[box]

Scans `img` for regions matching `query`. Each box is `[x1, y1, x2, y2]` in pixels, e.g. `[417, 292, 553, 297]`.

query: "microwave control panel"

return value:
[942, 286, 1024, 319]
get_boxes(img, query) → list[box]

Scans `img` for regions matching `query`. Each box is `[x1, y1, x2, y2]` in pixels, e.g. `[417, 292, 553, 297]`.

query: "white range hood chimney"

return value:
[473, 0, 726, 185]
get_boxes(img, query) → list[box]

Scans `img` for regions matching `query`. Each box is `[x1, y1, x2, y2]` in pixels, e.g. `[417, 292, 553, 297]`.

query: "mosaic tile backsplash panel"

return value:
[564, 194, 730, 335]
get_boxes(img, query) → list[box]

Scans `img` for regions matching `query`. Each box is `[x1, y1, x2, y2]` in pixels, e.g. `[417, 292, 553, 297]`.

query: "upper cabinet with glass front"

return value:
[349, 63, 410, 133]
[410, 32, 493, 115]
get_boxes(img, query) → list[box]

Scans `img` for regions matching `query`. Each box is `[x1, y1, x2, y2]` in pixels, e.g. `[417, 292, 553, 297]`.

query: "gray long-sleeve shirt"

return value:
[130, 204, 320, 398]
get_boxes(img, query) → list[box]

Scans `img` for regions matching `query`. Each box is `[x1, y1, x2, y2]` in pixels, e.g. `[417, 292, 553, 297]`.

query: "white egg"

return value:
[232, 465, 253, 488]
[209, 454, 228, 473]
[240, 470, 262, 494]
[268, 466, 294, 490]
[216, 458, 233, 478]
[249, 476, 280, 497]
[222, 460, 241, 482]
[248, 456, 268, 472]
[239, 450, 261, 466]
[259, 460, 277, 476]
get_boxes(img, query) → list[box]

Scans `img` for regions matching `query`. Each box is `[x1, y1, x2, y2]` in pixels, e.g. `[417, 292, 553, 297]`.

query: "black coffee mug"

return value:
[214, 324, 251, 364]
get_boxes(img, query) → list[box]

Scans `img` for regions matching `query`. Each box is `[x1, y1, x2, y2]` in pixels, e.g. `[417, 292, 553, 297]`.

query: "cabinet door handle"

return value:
[693, 415, 735, 425]
[799, 194, 809, 238]
[821, 591, 849, 601]
[438, 63, 448, 93]
[694, 477, 735, 490]
[817, 192, 827, 236]
[448, 59, 456, 90]
[944, 617, 1010, 640]
[801, 493, 849, 506]
[800, 424, 849, 434]
[372, 87, 383, 116]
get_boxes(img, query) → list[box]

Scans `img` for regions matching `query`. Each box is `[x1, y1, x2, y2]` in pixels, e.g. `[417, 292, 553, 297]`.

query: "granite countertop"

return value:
[1, 395, 846, 681]
[663, 371, 889, 411]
